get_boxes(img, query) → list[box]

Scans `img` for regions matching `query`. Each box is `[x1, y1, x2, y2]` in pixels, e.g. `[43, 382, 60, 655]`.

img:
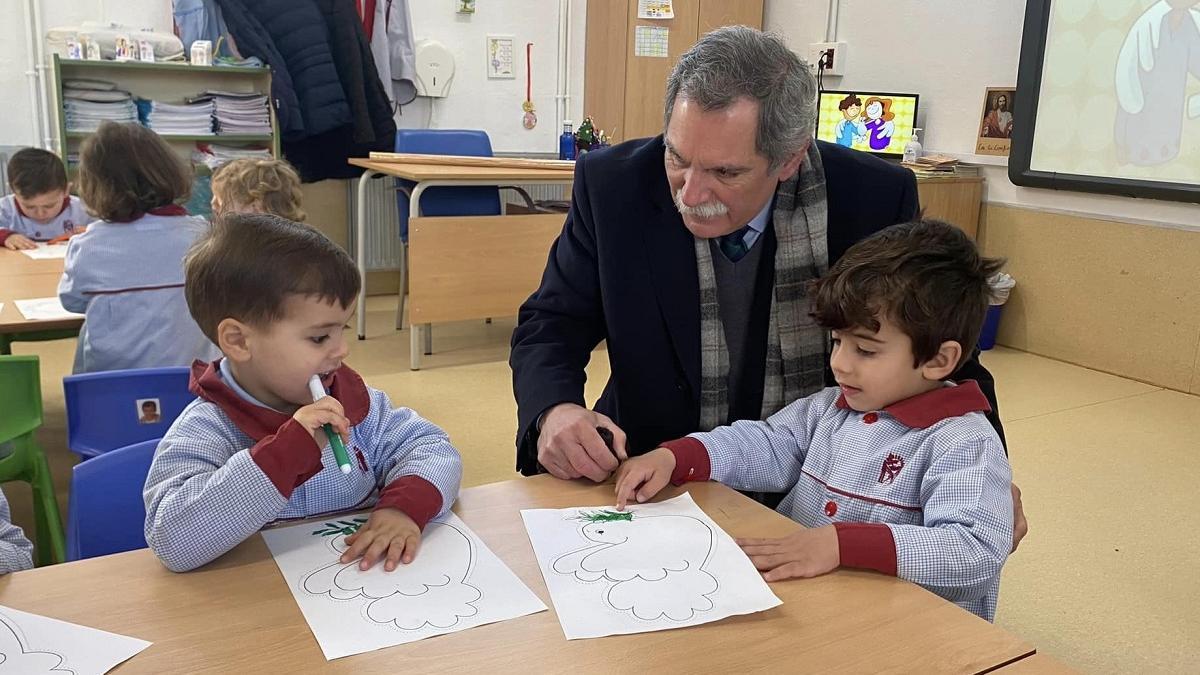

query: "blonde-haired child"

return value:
[210, 158, 306, 222]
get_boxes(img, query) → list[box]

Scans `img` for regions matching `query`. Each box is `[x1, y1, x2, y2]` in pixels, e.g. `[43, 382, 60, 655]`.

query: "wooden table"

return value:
[348, 158, 574, 370]
[0, 249, 81, 352]
[0, 477, 1035, 673]
[994, 653, 1081, 673]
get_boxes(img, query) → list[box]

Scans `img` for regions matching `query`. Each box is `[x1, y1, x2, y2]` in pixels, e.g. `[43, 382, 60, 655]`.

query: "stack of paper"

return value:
[190, 91, 271, 135]
[62, 79, 135, 132]
[901, 154, 977, 178]
[192, 142, 273, 169]
[136, 98, 215, 135]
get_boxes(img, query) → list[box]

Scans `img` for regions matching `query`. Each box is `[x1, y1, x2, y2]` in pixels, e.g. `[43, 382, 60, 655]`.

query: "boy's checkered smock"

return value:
[0, 194, 89, 245]
[664, 381, 1013, 620]
[0, 488, 33, 574]
[143, 361, 462, 572]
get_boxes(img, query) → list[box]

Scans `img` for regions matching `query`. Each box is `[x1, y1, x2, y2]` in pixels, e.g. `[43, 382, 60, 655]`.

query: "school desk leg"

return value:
[355, 170, 373, 340]
[410, 324, 422, 370]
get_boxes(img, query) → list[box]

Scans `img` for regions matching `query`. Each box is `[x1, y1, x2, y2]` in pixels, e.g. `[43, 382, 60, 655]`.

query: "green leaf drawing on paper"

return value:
[311, 516, 369, 537]
[574, 509, 634, 524]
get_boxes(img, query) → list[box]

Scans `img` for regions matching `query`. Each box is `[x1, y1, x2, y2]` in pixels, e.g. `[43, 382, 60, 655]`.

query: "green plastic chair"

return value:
[0, 355, 66, 565]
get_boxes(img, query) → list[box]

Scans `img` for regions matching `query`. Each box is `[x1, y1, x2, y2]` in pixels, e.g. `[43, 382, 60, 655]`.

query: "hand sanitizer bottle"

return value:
[902, 127, 923, 163]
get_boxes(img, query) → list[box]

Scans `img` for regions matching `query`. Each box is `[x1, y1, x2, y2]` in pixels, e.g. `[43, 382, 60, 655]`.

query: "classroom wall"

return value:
[979, 204, 1200, 394]
[397, 1, 588, 155]
[766, 0, 1200, 392]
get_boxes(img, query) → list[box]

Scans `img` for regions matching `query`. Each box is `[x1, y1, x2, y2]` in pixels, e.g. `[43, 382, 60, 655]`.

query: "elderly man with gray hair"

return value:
[511, 26, 1027, 549]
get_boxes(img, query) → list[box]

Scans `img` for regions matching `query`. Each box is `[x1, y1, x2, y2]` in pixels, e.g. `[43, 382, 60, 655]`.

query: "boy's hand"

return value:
[3, 234, 36, 250]
[737, 525, 840, 582]
[292, 397, 350, 448]
[340, 508, 421, 571]
[614, 448, 676, 510]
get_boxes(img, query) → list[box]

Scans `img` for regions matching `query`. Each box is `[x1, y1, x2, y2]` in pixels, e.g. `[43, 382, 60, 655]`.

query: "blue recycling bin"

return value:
[978, 304, 1004, 351]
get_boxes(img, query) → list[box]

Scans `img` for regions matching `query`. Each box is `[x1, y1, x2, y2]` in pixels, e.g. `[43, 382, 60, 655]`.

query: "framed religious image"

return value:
[976, 87, 1015, 156]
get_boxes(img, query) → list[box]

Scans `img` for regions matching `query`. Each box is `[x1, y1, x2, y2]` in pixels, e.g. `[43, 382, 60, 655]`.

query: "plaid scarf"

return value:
[695, 142, 831, 430]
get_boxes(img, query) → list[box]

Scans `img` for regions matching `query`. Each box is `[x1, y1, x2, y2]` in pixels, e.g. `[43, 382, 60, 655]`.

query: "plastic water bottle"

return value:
[559, 120, 576, 160]
[902, 127, 923, 163]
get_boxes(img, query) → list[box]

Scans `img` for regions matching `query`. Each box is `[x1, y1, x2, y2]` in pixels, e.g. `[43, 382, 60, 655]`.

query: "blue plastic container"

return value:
[978, 304, 1004, 350]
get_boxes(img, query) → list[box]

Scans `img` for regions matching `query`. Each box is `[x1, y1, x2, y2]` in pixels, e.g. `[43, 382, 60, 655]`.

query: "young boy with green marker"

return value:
[143, 213, 462, 573]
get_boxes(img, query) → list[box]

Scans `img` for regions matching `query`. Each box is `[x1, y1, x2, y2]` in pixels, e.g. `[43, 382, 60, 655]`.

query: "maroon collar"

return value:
[109, 203, 188, 223]
[835, 380, 992, 428]
[13, 195, 71, 220]
[188, 359, 372, 442]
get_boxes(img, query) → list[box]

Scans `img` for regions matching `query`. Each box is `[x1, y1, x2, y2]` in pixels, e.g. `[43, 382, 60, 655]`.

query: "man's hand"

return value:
[614, 448, 676, 510]
[737, 525, 841, 582]
[1011, 482, 1028, 553]
[340, 508, 421, 571]
[3, 234, 36, 250]
[537, 403, 627, 482]
[292, 397, 350, 449]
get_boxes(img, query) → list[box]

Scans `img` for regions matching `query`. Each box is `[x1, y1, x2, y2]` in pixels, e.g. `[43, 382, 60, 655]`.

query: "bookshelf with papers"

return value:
[51, 55, 280, 169]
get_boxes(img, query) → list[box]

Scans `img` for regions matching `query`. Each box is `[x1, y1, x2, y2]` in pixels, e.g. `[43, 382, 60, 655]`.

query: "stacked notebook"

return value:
[135, 99, 215, 135]
[62, 79, 136, 132]
[188, 91, 272, 135]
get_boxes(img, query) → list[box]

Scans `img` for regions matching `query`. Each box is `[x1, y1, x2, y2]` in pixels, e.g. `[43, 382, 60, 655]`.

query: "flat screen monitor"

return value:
[815, 90, 920, 159]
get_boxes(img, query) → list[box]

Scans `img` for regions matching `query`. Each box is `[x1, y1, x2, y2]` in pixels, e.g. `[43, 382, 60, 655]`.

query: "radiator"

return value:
[346, 176, 404, 271]
[347, 179, 568, 272]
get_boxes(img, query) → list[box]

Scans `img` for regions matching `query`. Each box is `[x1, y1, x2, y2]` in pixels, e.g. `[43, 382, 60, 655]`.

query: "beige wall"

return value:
[977, 204, 1200, 394]
[299, 178, 399, 296]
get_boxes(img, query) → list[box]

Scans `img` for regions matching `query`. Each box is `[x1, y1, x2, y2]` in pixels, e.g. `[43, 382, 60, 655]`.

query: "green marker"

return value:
[308, 374, 353, 475]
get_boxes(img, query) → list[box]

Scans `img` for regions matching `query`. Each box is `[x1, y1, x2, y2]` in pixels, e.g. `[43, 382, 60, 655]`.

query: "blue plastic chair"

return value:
[392, 129, 538, 332]
[65, 438, 159, 561]
[63, 367, 193, 460]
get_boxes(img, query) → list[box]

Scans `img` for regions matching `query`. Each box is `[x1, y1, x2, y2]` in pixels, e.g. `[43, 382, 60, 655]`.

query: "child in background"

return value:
[210, 157, 306, 221]
[143, 213, 461, 573]
[615, 219, 1014, 621]
[0, 488, 34, 574]
[57, 121, 220, 373]
[0, 148, 90, 250]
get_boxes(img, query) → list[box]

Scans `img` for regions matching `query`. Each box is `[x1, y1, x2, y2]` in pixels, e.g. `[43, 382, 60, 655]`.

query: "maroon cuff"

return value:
[249, 418, 324, 498]
[833, 522, 898, 576]
[375, 475, 443, 530]
[0, 229, 13, 246]
[659, 437, 711, 485]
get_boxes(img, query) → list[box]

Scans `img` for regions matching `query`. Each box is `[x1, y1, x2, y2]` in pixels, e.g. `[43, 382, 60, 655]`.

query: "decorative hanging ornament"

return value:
[522, 42, 537, 129]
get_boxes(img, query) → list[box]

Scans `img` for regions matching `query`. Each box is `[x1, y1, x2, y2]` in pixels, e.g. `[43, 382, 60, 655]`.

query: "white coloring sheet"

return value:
[0, 604, 151, 675]
[521, 492, 782, 639]
[262, 511, 546, 660]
